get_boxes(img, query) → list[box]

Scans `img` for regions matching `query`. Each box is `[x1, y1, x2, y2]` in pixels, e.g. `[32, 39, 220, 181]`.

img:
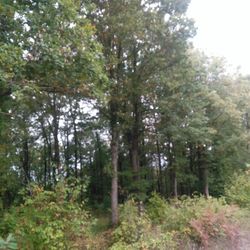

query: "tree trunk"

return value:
[41, 119, 50, 187]
[43, 144, 47, 187]
[131, 46, 141, 183]
[173, 169, 178, 198]
[65, 128, 70, 178]
[131, 129, 140, 180]
[203, 166, 209, 198]
[96, 133, 104, 202]
[111, 127, 119, 226]
[168, 141, 178, 198]
[156, 139, 163, 194]
[22, 139, 30, 184]
[47, 133, 52, 185]
[197, 144, 209, 198]
[52, 93, 60, 181]
[73, 120, 78, 178]
[197, 144, 203, 194]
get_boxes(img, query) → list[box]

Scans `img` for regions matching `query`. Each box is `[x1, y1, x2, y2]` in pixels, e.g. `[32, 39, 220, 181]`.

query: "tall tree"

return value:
[0, 0, 106, 207]
[88, 0, 195, 224]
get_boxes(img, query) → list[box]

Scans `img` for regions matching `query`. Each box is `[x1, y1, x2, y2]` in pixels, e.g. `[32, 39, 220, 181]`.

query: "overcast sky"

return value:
[187, 0, 250, 74]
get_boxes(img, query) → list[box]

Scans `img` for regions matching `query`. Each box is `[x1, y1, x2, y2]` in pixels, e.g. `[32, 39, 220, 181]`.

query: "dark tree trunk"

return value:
[52, 93, 60, 182]
[188, 143, 195, 195]
[156, 139, 163, 194]
[73, 120, 78, 178]
[197, 144, 203, 193]
[96, 133, 104, 201]
[65, 128, 70, 178]
[131, 46, 141, 183]
[131, 128, 140, 180]
[173, 169, 178, 198]
[197, 144, 209, 198]
[41, 119, 51, 187]
[167, 141, 178, 198]
[22, 139, 30, 184]
[47, 133, 52, 185]
[43, 144, 47, 187]
[79, 143, 85, 203]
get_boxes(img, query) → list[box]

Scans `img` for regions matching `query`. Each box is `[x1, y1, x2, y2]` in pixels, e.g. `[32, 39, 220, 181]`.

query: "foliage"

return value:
[110, 195, 240, 249]
[190, 207, 239, 249]
[146, 193, 239, 248]
[112, 200, 151, 245]
[0, 182, 94, 250]
[0, 234, 17, 250]
[225, 171, 250, 208]
[147, 192, 171, 224]
[110, 232, 176, 250]
[110, 199, 176, 250]
[1, 0, 250, 248]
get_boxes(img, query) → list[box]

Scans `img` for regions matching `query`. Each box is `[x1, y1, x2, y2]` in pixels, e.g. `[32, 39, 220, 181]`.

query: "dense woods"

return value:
[1, 0, 250, 249]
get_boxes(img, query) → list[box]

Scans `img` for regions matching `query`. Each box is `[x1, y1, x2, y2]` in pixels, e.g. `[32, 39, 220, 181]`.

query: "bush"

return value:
[190, 207, 239, 248]
[147, 192, 170, 224]
[112, 199, 151, 245]
[146, 193, 239, 249]
[225, 171, 250, 208]
[110, 199, 176, 250]
[0, 182, 94, 250]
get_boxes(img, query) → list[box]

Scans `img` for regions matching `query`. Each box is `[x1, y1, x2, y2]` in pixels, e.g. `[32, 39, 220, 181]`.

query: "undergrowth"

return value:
[1, 181, 246, 250]
[109, 193, 240, 249]
[0, 182, 94, 250]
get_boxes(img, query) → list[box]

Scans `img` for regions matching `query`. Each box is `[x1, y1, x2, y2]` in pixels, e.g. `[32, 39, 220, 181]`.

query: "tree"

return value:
[88, 0, 195, 224]
[0, 0, 106, 207]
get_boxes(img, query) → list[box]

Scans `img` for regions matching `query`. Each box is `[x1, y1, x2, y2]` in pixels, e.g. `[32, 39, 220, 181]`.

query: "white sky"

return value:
[187, 0, 250, 74]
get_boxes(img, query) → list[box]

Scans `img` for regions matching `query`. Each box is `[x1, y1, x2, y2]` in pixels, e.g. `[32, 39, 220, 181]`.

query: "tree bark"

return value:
[43, 144, 47, 187]
[52, 93, 60, 182]
[131, 46, 141, 182]
[22, 138, 30, 184]
[173, 169, 178, 198]
[156, 139, 163, 194]
[73, 120, 78, 178]
[41, 119, 50, 187]
[167, 141, 178, 198]
[111, 126, 119, 226]
[197, 144, 209, 198]
[203, 166, 209, 198]
[131, 128, 140, 180]
[65, 128, 70, 178]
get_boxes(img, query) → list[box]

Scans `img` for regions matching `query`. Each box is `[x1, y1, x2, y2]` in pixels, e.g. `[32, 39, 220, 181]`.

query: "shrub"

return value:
[112, 199, 151, 245]
[146, 193, 239, 249]
[190, 207, 239, 249]
[225, 171, 250, 208]
[147, 192, 170, 224]
[0, 182, 94, 250]
[110, 199, 176, 250]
